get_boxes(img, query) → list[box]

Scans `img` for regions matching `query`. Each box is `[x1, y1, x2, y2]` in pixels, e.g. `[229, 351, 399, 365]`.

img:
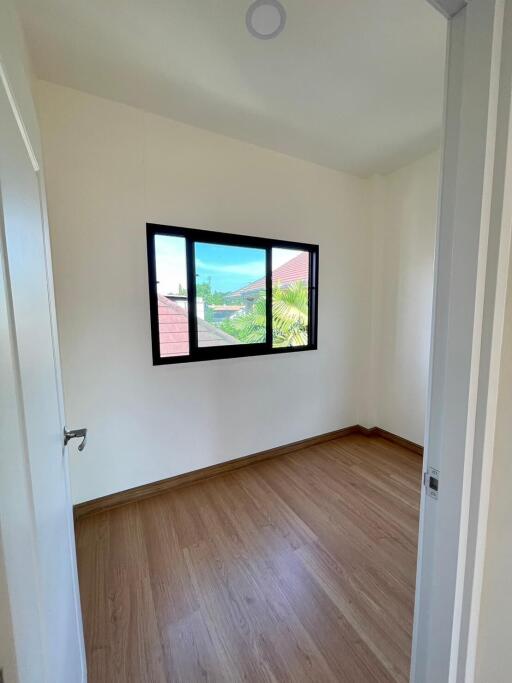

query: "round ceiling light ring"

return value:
[246, 0, 287, 40]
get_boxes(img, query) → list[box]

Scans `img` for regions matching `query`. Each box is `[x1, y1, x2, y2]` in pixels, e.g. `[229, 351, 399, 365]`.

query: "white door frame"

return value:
[413, 0, 512, 680]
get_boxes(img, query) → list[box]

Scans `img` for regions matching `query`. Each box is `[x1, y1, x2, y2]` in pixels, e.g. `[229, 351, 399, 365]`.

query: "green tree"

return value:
[220, 281, 309, 347]
[272, 281, 309, 346]
[195, 278, 232, 322]
[220, 297, 267, 343]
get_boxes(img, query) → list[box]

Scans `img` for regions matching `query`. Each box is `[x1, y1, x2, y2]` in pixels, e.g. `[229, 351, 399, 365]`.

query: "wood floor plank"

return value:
[256, 457, 416, 590]
[197, 475, 341, 681]
[139, 494, 199, 625]
[76, 434, 422, 682]
[75, 512, 111, 681]
[104, 504, 166, 682]
[297, 540, 412, 682]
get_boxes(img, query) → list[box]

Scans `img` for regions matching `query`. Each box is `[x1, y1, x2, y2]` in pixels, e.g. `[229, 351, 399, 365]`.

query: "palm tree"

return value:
[220, 281, 309, 347]
[272, 281, 309, 346]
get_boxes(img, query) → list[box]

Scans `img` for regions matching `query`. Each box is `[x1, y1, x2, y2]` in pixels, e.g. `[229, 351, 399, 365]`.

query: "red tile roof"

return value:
[158, 295, 189, 357]
[229, 251, 309, 298]
[158, 295, 238, 357]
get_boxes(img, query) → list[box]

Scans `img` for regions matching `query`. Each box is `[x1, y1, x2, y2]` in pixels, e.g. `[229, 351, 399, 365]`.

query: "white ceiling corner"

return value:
[425, 0, 467, 19]
[18, 0, 447, 177]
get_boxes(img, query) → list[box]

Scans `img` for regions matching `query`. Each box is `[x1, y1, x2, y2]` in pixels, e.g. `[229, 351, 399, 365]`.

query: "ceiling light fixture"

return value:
[246, 0, 286, 40]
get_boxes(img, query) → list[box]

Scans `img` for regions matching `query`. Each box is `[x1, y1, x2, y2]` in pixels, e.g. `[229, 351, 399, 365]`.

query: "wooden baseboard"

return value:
[73, 425, 360, 520]
[73, 424, 423, 520]
[358, 425, 424, 456]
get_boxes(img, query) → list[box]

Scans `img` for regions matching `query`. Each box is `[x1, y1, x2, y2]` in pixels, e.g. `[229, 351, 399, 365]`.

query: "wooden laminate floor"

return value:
[76, 434, 422, 683]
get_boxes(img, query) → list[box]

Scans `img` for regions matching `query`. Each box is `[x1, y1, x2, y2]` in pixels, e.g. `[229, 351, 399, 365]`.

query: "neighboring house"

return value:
[158, 295, 237, 356]
[166, 293, 205, 319]
[227, 251, 309, 307]
[209, 304, 244, 322]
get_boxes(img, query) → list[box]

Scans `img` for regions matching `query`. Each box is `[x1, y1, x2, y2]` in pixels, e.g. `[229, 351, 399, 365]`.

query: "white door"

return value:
[0, 75, 85, 681]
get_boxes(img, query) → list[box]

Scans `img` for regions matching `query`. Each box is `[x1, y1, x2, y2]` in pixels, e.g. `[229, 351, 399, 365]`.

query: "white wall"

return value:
[37, 81, 439, 504]
[475, 259, 512, 682]
[36, 81, 371, 504]
[364, 152, 440, 445]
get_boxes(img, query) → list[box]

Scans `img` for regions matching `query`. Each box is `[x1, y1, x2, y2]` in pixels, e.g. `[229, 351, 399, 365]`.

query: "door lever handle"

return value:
[64, 426, 87, 452]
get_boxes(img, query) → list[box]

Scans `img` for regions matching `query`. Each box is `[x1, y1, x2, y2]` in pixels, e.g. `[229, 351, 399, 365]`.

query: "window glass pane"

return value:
[155, 234, 189, 357]
[194, 242, 267, 347]
[272, 248, 309, 348]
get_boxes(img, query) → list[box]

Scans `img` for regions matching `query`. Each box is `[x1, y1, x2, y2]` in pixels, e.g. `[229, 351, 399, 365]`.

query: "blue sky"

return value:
[195, 243, 265, 292]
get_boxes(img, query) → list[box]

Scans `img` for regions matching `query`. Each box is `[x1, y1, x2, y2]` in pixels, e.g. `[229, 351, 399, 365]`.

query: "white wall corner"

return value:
[358, 174, 381, 430]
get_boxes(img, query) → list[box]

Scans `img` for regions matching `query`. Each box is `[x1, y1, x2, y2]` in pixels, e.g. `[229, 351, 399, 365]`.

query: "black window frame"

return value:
[147, 223, 319, 365]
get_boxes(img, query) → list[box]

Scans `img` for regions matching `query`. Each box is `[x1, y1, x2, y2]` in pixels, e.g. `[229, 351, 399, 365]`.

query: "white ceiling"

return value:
[18, 0, 446, 177]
